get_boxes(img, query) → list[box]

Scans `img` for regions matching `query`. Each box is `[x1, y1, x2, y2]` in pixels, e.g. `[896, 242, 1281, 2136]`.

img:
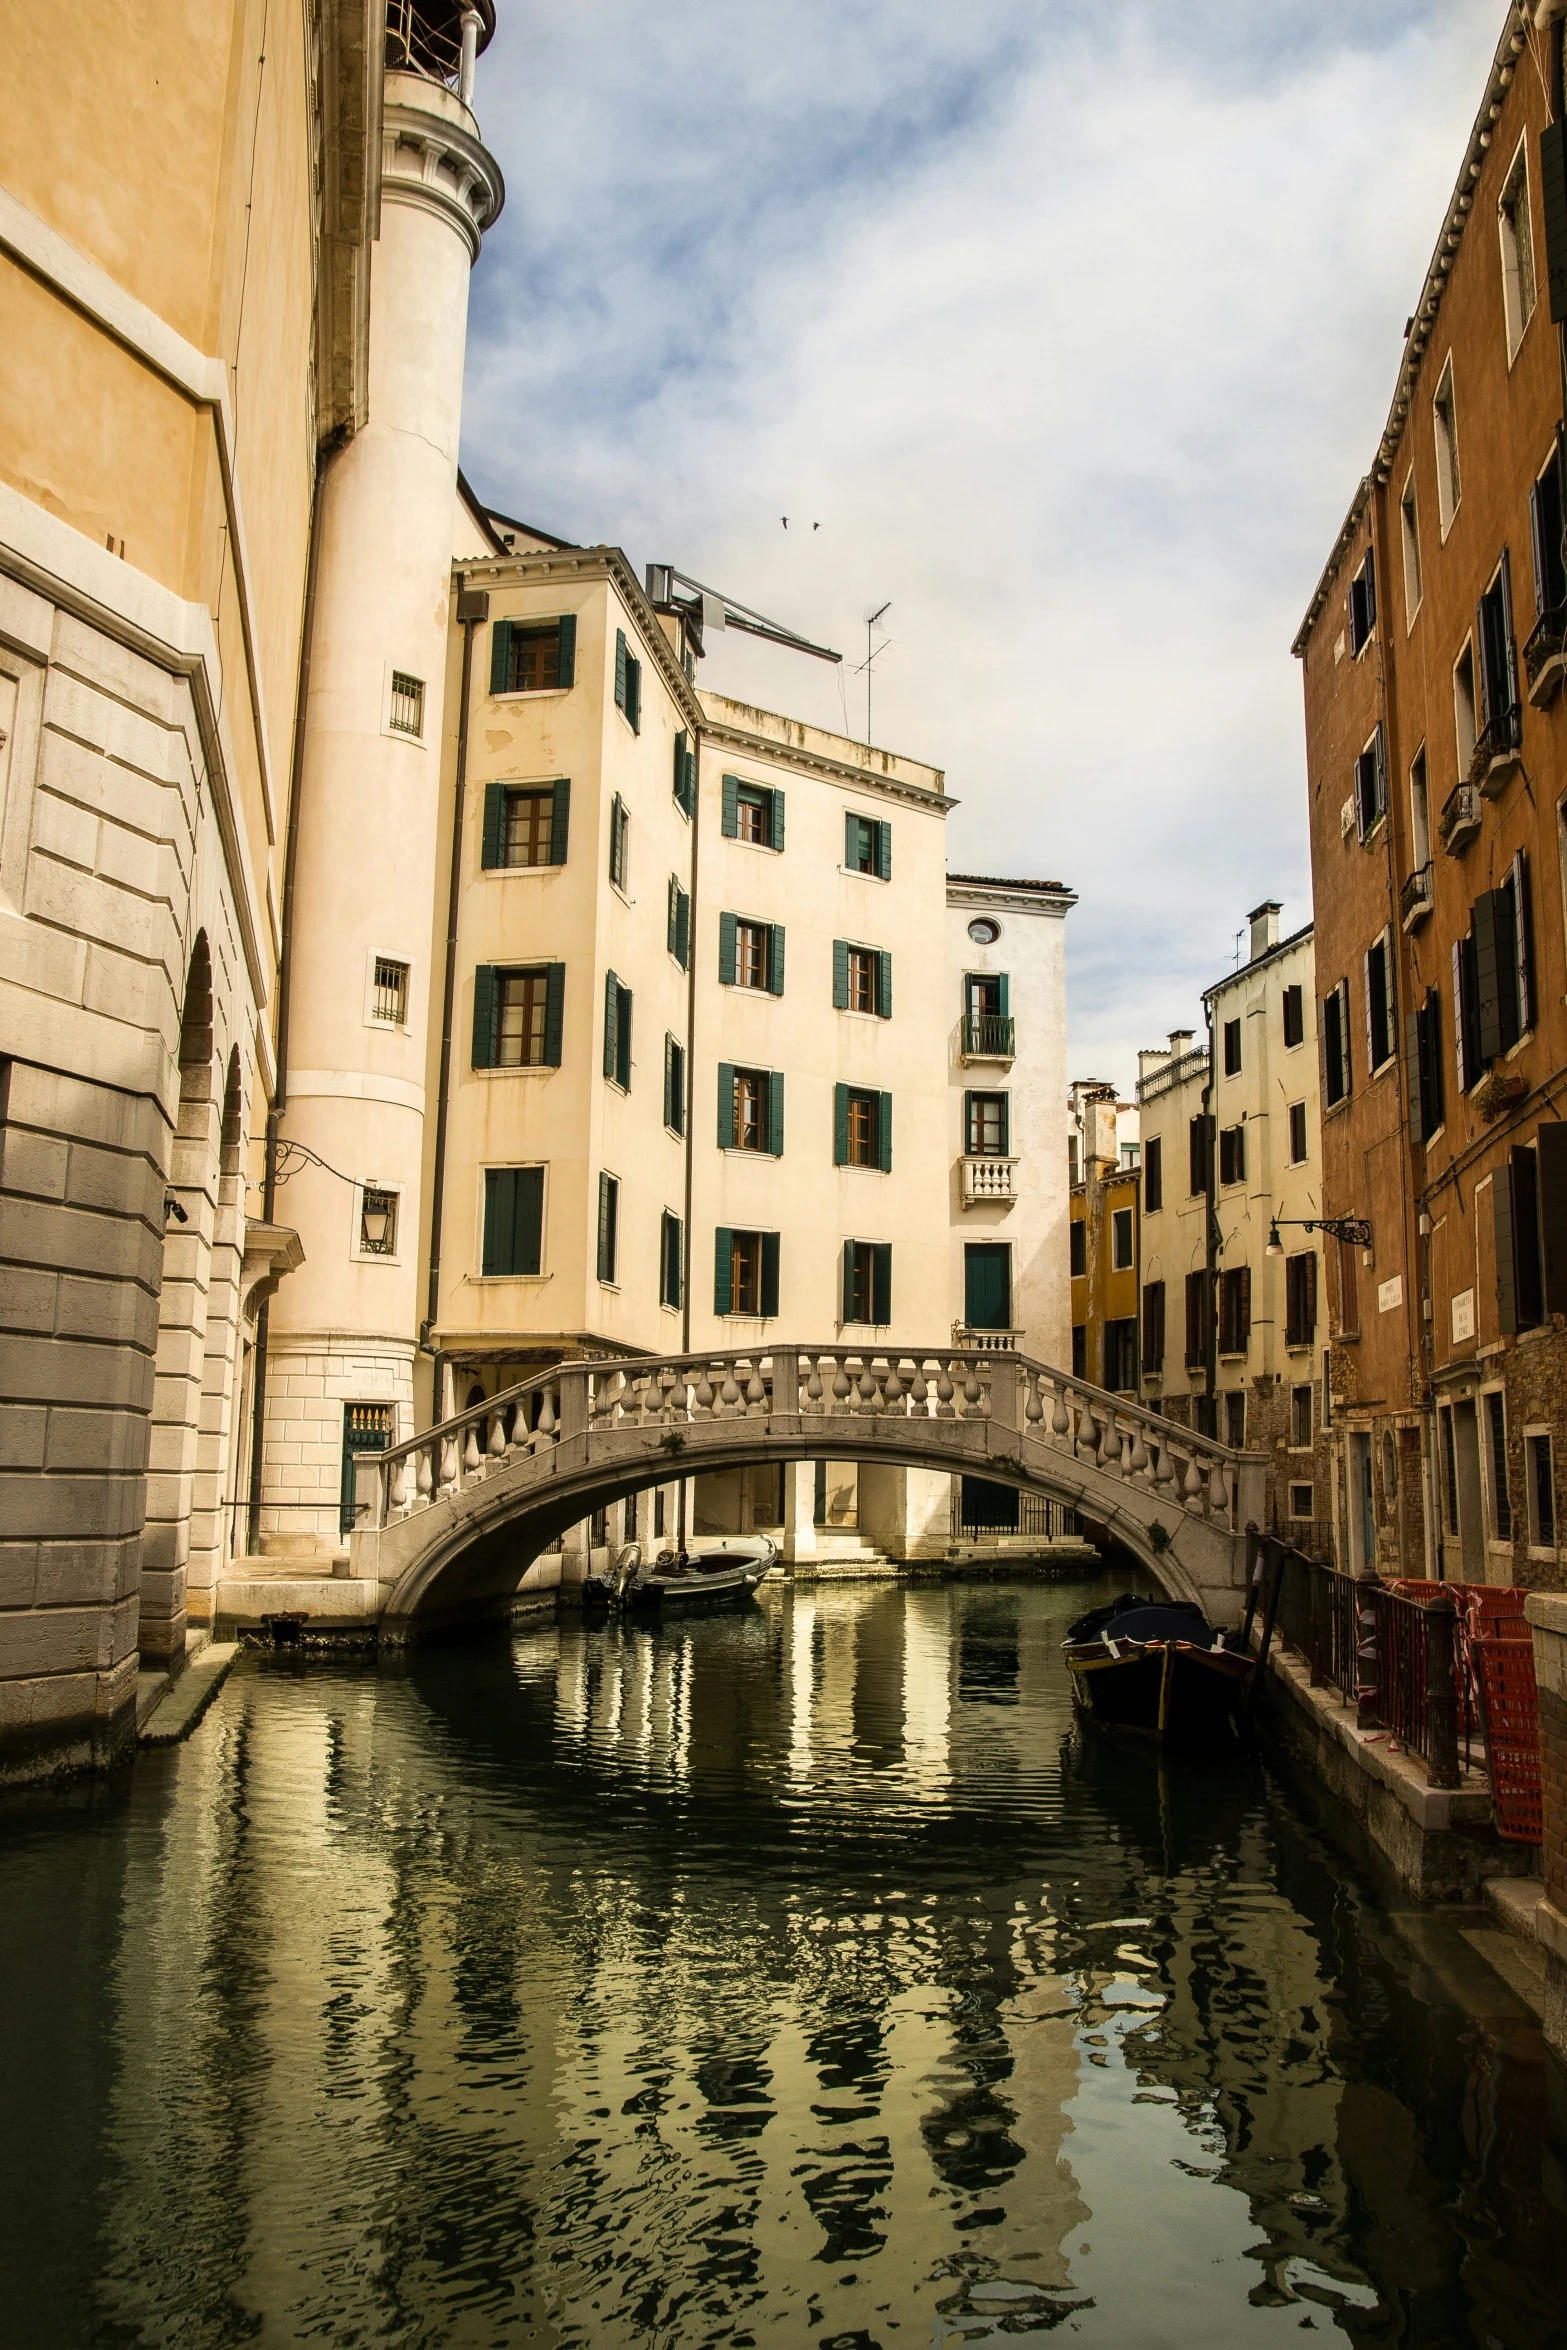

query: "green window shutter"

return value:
[1495, 1164, 1517, 1334]
[997, 972, 1009, 1016]
[845, 812, 859, 868]
[664, 1032, 674, 1129]
[597, 1171, 616, 1284]
[615, 627, 628, 710]
[872, 1242, 892, 1325]
[768, 787, 786, 852]
[609, 795, 625, 886]
[603, 969, 619, 1078]
[482, 1169, 512, 1274]
[832, 939, 850, 1008]
[543, 963, 565, 1065]
[722, 773, 740, 836]
[767, 924, 785, 996]
[616, 984, 632, 1090]
[549, 776, 571, 864]
[626, 656, 641, 734]
[472, 966, 498, 1068]
[877, 1091, 893, 1173]
[676, 887, 690, 969]
[667, 874, 678, 957]
[673, 729, 688, 812]
[515, 1168, 544, 1274]
[963, 1090, 976, 1152]
[876, 949, 892, 1018]
[673, 1042, 686, 1136]
[557, 612, 576, 688]
[488, 620, 513, 695]
[842, 1240, 857, 1323]
[481, 781, 505, 869]
[1000, 1094, 1011, 1155]
[661, 1210, 682, 1308]
[714, 1227, 734, 1316]
[719, 911, 737, 985]
[760, 1230, 780, 1318]
[717, 1061, 736, 1149]
[767, 1070, 784, 1156]
[834, 1083, 849, 1166]
[874, 820, 891, 881]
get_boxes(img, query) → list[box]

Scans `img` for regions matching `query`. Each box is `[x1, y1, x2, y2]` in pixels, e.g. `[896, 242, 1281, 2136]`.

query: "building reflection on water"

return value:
[2, 1577, 1563, 2347]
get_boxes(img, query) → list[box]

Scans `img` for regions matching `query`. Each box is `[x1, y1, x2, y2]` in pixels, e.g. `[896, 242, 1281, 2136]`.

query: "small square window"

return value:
[360, 1187, 398, 1255]
[389, 671, 424, 737]
[372, 956, 409, 1025]
[1289, 1482, 1315, 1520]
[505, 626, 561, 693]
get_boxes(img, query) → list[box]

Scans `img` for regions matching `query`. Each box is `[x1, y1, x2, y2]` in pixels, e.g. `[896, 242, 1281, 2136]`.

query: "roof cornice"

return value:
[702, 714, 956, 810]
[946, 877, 1076, 915]
[452, 542, 704, 729]
[1292, 3, 1532, 656]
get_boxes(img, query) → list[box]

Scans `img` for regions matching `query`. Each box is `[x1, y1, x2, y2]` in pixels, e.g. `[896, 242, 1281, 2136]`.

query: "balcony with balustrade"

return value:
[1400, 863, 1433, 933]
[1439, 782, 1480, 855]
[961, 1155, 1017, 1208]
[1525, 605, 1567, 707]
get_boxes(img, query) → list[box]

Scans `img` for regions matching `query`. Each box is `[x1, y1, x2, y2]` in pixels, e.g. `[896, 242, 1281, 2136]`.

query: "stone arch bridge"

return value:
[351, 1345, 1265, 1637]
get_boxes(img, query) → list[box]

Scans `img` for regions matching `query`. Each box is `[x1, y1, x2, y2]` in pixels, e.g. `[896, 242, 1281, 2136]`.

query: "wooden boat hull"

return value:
[586, 1538, 775, 1615]
[1065, 1639, 1252, 1741]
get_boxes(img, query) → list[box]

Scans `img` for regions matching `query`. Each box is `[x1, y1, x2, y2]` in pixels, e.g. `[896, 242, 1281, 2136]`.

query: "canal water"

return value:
[2, 1571, 1564, 2349]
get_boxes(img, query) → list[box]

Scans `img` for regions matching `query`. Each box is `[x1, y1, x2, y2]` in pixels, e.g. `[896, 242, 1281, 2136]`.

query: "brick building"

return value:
[1295, 2, 1566, 1586]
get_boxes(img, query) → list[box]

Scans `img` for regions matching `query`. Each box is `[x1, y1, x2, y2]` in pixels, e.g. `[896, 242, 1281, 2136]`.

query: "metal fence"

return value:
[951, 1488, 1080, 1541]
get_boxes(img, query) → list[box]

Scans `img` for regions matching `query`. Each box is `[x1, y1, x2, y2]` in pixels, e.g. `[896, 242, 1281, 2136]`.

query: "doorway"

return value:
[964, 1243, 1012, 1332]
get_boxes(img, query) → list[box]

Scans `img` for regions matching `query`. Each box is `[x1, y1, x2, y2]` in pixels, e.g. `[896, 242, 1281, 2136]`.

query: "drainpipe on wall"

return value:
[676, 713, 701, 1553]
[247, 432, 342, 1553]
[424, 578, 488, 1427]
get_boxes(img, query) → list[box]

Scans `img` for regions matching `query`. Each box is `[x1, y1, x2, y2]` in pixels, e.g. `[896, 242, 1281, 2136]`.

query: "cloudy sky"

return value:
[461, 0, 1505, 1096]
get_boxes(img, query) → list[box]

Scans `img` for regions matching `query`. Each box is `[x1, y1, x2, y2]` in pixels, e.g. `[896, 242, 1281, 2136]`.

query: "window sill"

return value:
[838, 1006, 889, 1023]
[727, 836, 782, 856]
[721, 1146, 782, 1160]
[839, 865, 889, 883]
[351, 1253, 402, 1268]
[1322, 1096, 1350, 1121]
[490, 687, 571, 704]
[836, 1162, 889, 1175]
[475, 1063, 554, 1078]
[482, 863, 561, 880]
[1285, 1339, 1318, 1354]
[365, 1019, 413, 1037]
[470, 1272, 550, 1284]
[1370, 1055, 1397, 1081]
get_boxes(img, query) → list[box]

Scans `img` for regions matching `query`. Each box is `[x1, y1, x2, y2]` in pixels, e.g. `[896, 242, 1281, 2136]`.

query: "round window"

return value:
[967, 917, 1000, 945]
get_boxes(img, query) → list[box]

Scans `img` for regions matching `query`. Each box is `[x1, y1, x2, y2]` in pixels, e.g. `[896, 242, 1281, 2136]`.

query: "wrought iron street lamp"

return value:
[1266, 1214, 1372, 1258]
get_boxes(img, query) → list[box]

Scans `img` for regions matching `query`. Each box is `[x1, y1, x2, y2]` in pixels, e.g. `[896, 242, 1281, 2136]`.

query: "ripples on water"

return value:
[2, 1573, 1564, 2348]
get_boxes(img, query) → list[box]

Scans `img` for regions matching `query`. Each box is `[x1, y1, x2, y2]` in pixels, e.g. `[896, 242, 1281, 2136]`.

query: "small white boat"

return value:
[587, 1537, 775, 1613]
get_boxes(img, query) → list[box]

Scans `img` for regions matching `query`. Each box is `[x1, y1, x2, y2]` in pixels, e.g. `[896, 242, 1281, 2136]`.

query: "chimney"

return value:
[1249, 900, 1281, 962]
[1167, 1028, 1194, 1057]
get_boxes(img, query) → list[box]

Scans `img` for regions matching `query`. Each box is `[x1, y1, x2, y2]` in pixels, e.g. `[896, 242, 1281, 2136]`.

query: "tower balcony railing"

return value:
[958, 1012, 1016, 1062]
[386, 1, 491, 97]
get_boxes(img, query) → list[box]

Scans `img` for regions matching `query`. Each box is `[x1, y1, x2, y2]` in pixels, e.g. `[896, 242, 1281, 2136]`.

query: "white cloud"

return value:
[464, 0, 1504, 1090]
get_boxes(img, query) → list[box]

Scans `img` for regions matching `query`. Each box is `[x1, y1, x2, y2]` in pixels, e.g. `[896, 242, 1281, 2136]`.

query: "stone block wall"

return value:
[257, 1333, 414, 1554]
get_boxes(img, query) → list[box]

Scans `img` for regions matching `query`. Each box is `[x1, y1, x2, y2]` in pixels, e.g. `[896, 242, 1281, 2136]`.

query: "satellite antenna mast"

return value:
[854, 601, 892, 743]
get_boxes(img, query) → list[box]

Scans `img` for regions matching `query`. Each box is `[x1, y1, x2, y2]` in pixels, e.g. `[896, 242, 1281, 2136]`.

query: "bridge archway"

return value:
[351, 1347, 1264, 1637]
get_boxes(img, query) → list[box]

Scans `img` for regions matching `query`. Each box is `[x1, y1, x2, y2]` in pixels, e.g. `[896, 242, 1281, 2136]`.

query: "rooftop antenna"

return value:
[1232, 926, 1246, 969]
[852, 601, 892, 743]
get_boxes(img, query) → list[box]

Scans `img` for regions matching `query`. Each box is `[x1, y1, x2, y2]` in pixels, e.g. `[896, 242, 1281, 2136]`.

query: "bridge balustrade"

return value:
[363, 1346, 1248, 1536]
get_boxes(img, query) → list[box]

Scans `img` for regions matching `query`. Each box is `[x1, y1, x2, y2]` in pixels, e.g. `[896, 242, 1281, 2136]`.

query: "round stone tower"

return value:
[261, 3, 503, 1554]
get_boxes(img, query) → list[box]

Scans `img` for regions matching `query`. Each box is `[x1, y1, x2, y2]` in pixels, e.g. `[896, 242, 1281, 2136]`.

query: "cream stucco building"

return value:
[1135, 902, 1332, 1541]
[0, 2, 1078, 1781]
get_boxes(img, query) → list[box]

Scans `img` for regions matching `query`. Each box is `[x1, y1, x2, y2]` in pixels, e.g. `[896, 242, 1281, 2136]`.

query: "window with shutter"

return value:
[472, 965, 498, 1068]
[625, 654, 640, 733]
[1141, 1281, 1165, 1373]
[673, 730, 695, 816]
[542, 963, 565, 1067]
[760, 1231, 780, 1318]
[1223, 1019, 1242, 1076]
[714, 1226, 735, 1315]
[734, 1069, 762, 1151]
[664, 1035, 686, 1136]
[832, 940, 851, 1008]
[597, 1172, 619, 1285]
[1144, 1136, 1163, 1212]
[1219, 1125, 1245, 1186]
[766, 924, 785, 996]
[1365, 932, 1394, 1070]
[1188, 1115, 1210, 1193]
[721, 774, 740, 836]
[1348, 546, 1376, 656]
[614, 627, 628, 711]
[493, 621, 569, 695]
[719, 911, 738, 986]
[482, 1166, 545, 1276]
[966, 1092, 1009, 1156]
[876, 949, 892, 1018]
[1184, 1271, 1208, 1367]
[609, 794, 629, 889]
[660, 1210, 683, 1309]
[1288, 1100, 1308, 1163]
[1282, 984, 1304, 1048]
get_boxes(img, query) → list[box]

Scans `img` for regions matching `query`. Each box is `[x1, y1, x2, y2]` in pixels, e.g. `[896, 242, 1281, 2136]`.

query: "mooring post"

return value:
[1424, 1587, 1461, 1789]
[1245, 1537, 1284, 1724]
[1355, 1566, 1382, 1731]
[1239, 1523, 1262, 1649]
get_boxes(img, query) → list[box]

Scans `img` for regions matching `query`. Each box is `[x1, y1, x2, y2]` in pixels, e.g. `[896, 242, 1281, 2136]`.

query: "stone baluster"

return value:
[745, 1364, 767, 1414]
[909, 1361, 929, 1410]
[1075, 1404, 1099, 1462]
[1126, 1424, 1148, 1478]
[719, 1365, 743, 1415]
[935, 1363, 955, 1418]
[463, 1422, 482, 1474]
[883, 1359, 904, 1412]
[831, 1359, 852, 1414]
[1051, 1385, 1072, 1443]
[416, 1443, 434, 1503]
[1207, 1460, 1228, 1516]
[1182, 1453, 1204, 1510]
[805, 1357, 824, 1411]
[961, 1363, 983, 1417]
[389, 1455, 409, 1515]
[694, 1366, 715, 1416]
[1100, 1418, 1123, 1475]
[857, 1361, 880, 1412]
[1024, 1374, 1044, 1428]
[488, 1409, 506, 1459]
[534, 1385, 556, 1448]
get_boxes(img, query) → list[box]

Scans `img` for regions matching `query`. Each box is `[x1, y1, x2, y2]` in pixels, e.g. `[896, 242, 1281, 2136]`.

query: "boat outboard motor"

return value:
[611, 1542, 642, 1602]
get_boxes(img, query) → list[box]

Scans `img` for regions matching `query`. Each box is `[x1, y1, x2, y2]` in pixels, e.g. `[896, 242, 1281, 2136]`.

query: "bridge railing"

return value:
[360, 1346, 1256, 1537]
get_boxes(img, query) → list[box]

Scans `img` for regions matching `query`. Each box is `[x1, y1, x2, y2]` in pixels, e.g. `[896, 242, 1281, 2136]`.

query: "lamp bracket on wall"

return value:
[1265, 1214, 1372, 1258]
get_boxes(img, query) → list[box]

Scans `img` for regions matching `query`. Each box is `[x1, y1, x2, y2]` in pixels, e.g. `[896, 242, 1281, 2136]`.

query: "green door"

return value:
[340, 1402, 393, 1535]
[964, 1243, 1011, 1331]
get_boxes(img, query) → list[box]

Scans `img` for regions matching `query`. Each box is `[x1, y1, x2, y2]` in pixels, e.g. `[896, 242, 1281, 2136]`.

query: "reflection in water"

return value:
[1, 1573, 1564, 2347]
